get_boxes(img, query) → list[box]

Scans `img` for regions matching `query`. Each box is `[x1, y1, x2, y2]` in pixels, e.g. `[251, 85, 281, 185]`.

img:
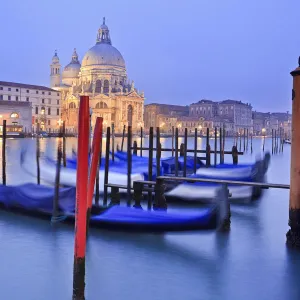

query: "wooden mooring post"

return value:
[72, 95, 89, 300]
[219, 127, 223, 164]
[62, 121, 66, 167]
[103, 127, 110, 206]
[243, 128, 246, 151]
[171, 126, 175, 157]
[127, 126, 132, 206]
[193, 128, 197, 174]
[111, 123, 115, 161]
[287, 59, 300, 247]
[36, 122, 40, 185]
[147, 127, 154, 209]
[183, 128, 187, 177]
[121, 124, 125, 152]
[272, 129, 274, 154]
[206, 128, 211, 167]
[140, 127, 143, 157]
[156, 127, 161, 178]
[214, 127, 217, 166]
[52, 141, 62, 223]
[2, 120, 6, 185]
[175, 127, 179, 176]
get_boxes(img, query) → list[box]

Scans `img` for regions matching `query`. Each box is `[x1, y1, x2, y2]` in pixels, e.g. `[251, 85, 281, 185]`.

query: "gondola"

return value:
[0, 183, 229, 232]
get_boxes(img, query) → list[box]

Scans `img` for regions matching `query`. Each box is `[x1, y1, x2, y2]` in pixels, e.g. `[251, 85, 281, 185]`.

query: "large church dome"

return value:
[82, 44, 125, 69]
[81, 18, 126, 70]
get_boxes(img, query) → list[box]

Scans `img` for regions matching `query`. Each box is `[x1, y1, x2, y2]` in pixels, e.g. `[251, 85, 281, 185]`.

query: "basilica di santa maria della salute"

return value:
[50, 18, 145, 133]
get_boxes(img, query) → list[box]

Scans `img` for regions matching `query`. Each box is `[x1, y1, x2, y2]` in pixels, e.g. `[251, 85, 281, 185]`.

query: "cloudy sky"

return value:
[0, 0, 299, 112]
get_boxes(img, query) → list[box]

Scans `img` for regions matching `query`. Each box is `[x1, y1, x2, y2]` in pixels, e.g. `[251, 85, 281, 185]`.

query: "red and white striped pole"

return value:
[86, 117, 103, 234]
[72, 95, 90, 300]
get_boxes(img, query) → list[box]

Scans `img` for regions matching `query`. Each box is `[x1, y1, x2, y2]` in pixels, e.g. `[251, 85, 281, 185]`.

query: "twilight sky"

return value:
[0, 0, 299, 112]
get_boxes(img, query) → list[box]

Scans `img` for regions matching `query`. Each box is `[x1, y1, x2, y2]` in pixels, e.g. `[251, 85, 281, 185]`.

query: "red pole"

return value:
[72, 96, 90, 300]
[86, 117, 103, 233]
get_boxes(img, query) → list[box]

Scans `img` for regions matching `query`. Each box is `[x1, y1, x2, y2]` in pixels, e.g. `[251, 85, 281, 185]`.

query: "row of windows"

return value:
[0, 94, 59, 104]
[0, 86, 59, 96]
[35, 107, 60, 116]
[34, 119, 52, 125]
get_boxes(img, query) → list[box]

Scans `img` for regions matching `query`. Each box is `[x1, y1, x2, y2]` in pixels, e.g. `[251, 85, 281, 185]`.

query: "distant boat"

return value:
[284, 139, 291, 144]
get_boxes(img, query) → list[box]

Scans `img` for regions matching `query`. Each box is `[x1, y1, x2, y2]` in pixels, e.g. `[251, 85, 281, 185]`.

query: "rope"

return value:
[51, 214, 68, 224]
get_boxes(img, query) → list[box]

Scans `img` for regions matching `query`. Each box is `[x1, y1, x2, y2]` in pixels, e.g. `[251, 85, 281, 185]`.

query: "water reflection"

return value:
[0, 137, 298, 299]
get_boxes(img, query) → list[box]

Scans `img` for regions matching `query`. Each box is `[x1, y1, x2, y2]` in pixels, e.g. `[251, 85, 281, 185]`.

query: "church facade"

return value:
[50, 18, 144, 133]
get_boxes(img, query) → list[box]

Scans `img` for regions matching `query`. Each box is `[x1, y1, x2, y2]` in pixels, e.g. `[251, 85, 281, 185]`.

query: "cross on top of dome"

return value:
[96, 17, 111, 45]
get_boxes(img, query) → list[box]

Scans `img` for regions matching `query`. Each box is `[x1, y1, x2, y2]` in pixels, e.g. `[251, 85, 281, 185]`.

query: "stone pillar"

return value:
[287, 58, 300, 247]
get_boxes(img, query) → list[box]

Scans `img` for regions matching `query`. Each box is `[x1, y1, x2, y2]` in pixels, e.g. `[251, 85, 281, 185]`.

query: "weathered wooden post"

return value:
[287, 59, 300, 247]
[272, 129, 274, 154]
[127, 126, 132, 206]
[275, 130, 278, 153]
[133, 141, 138, 155]
[153, 177, 167, 211]
[36, 122, 40, 185]
[246, 128, 249, 151]
[103, 127, 110, 206]
[95, 120, 103, 206]
[214, 127, 217, 166]
[121, 124, 125, 152]
[232, 145, 238, 165]
[171, 126, 175, 157]
[111, 123, 115, 162]
[239, 132, 242, 151]
[183, 128, 187, 177]
[179, 143, 184, 157]
[156, 127, 161, 178]
[206, 128, 211, 167]
[52, 141, 62, 223]
[243, 128, 246, 151]
[62, 121, 66, 167]
[219, 127, 223, 164]
[140, 127, 143, 157]
[147, 127, 154, 209]
[222, 126, 225, 160]
[175, 128, 179, 176]
[2, 120, 6, 185]
[133, 181, 143, 209]
[193, 128, 197, 174]
[251, 133, 253, 153]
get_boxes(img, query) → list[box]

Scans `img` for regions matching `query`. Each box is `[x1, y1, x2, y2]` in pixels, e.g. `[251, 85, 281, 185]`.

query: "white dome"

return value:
[82, 43, 125, 69]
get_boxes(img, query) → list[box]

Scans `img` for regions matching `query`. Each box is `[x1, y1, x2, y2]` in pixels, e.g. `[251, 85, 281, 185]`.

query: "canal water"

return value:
[0, 136, 299, 300]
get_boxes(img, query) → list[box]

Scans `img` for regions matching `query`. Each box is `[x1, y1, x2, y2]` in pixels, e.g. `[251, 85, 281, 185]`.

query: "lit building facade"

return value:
[51, 18, 144, 133]
[0, 81, 61, 132]
[0, 100, 32, 134]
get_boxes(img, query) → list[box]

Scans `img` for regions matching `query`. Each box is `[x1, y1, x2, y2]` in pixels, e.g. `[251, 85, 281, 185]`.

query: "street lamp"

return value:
[262, 128, 266, 151]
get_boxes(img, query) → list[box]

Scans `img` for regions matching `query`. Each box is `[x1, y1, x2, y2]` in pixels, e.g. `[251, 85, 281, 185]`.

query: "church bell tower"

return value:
[50, 50, 61, 88]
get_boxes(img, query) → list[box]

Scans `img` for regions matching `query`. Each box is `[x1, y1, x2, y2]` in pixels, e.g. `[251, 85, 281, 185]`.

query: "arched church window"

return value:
[10, 112, 19, 118]
[95, 102, 108, 109]
[127, 105, 133, 127]
[95, 80, 102, 93]
[69, 102, 76, 109]
[103, 80, 109, 94]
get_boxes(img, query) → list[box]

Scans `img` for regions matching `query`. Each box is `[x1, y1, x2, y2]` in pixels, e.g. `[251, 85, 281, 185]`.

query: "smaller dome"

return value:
[62, 49, 81, 84]
[62, 62, 81, 79]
